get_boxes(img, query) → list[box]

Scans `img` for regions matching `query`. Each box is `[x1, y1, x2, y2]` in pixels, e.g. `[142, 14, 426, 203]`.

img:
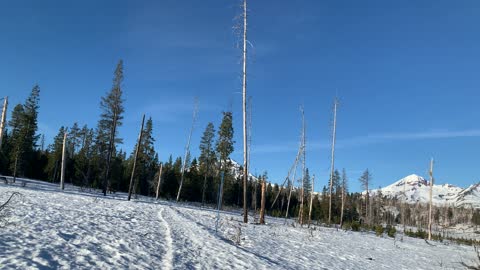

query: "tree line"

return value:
[0, 60, 478, 232]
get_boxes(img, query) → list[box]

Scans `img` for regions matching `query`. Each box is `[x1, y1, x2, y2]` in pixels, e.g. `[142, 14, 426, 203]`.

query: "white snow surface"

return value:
[370, 174, 480, 208]
[0, 178, 476, 269]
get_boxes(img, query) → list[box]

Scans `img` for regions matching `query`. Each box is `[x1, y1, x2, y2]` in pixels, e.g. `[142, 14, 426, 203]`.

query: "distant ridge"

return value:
[369, 174, 480, 208]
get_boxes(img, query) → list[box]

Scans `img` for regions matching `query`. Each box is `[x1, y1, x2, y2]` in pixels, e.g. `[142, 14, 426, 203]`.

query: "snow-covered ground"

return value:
[0, 178, 477, 269]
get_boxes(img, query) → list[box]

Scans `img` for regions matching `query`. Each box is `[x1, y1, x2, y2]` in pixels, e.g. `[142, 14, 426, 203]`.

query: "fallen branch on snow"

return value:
[0, 192, 21, 212]
[461, 245, 480, 270]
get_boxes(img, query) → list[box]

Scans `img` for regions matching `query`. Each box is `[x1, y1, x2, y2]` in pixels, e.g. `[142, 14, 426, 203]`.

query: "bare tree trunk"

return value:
[253, 178, 257, 219]
[298, 106, 306, 225]
[0, 96, 7, 149]
[368, 190, 371, 225]
[403, 176, 406, 232]
[155, 163, 163, 200]
[328, 98, 338, 224]
[201, 171, 208, 206]
[177, 99, 198, 202]
[127, 114, 145, 201]
[13, 153, 18, 183]
[215, 170, 225, 233]
[285, 155, 299, 219]
[271, 146, 301, 207]
[247, 96, 253, 218]
[60, 132, 67, 190]
[242, 0, 249, 224]
[340, 178, 345, 228]
[366, 179, 369, 225]
[259, 177, 266, 224]
[52, 159, 59, 183]
[428, 158, 434, 240]
[308, 175, 315, 227]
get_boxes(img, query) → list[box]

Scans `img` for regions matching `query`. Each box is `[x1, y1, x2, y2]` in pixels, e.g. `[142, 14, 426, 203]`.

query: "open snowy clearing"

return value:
[0, 178, 476, 269]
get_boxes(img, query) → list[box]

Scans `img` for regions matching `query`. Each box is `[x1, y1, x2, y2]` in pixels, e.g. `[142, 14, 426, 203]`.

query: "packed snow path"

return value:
[0, 178, 476, 269]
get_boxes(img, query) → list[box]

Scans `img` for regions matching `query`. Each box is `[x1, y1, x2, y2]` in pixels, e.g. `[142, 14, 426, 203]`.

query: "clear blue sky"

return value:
[2, 0, 480, 191]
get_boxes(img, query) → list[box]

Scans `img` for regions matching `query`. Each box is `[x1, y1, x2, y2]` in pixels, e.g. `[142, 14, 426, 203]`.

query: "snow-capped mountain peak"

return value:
[454, 183, 480, 208]
[370, 174, 473, 208]
[390, 174, 428, 189]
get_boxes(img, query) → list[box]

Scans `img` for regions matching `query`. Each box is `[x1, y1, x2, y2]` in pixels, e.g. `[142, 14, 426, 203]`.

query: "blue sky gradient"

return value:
[2, 0, 480, 191]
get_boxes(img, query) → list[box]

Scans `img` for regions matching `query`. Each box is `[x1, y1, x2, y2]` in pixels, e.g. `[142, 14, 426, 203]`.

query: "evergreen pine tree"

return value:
[199, 122, 216, 204]
[75, 125, 95, 187]
[45, 126, 67, 182]
[216, 112, 234, 166]
[9, 86, 40, 178]
[68, 122, 81, 156]
[96, 60, 125, 195]
[136, 117, 157, 196]
[8, 104, 25, 176]
[359, 169, 372, 224]
[215, 111, 235, 207]
[303, 168, 311, 194]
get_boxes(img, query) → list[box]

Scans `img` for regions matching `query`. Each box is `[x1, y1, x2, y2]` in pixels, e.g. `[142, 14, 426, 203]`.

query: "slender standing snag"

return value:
[215, 170, 225, 233]
[127, 114, 145, 201]
[308, 174, 315, 227]
[155, 163, 163, 200]
[241, 0, 249, 224]
[403, 174, 407, 232]
[252, 178, 258, 220]
[259, 177, 266, 224]
[340, 169, 346, 228]
[298, 106, 306, 225]
[176, 99, 198, 202]
[60, 131, 67, 190]
[271, 146, 301, 208]
[328, 98, 338, 224]
[0, 96, 7, 149]
[247, 96, 253, 212]
[285, 144, 301, 219]
[201, 168, 208, 206]
[13, 153, 18, 183]
[428, 158, 434, 240]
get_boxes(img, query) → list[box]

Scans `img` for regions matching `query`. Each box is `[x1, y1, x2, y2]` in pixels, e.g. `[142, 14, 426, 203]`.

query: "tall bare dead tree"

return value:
[298, 106, 306, 225]
[176, 99, 198, 202]
[403, 174, 407, 232]
[308, 174, 315, 227]
[12, 154, 18, 182]
[127, 114, 145, 201]
[247, 96, 254, 215]
[285, 113, 303, 220]
[271, 146, 301, 208]
[328, 98, 338, 224]
[259, 176, 266, 224]
[241, 0, 249, 224]
[60, 131, 67, 190]
[340, 169, 347, 228]
[428, 158, 434, 240]
[155, 163, 163, 200]
[285, 156, 299, 219]
[252, 178, 258, 219]
[0, 96, 7, 149]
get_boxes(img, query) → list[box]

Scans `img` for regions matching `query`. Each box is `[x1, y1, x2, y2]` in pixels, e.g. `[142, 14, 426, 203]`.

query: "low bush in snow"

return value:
[351, 221, 361, 231]
[404, 228, 480, 246]
[375, 225, 384, 236]
[386, 225, 396, 238]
